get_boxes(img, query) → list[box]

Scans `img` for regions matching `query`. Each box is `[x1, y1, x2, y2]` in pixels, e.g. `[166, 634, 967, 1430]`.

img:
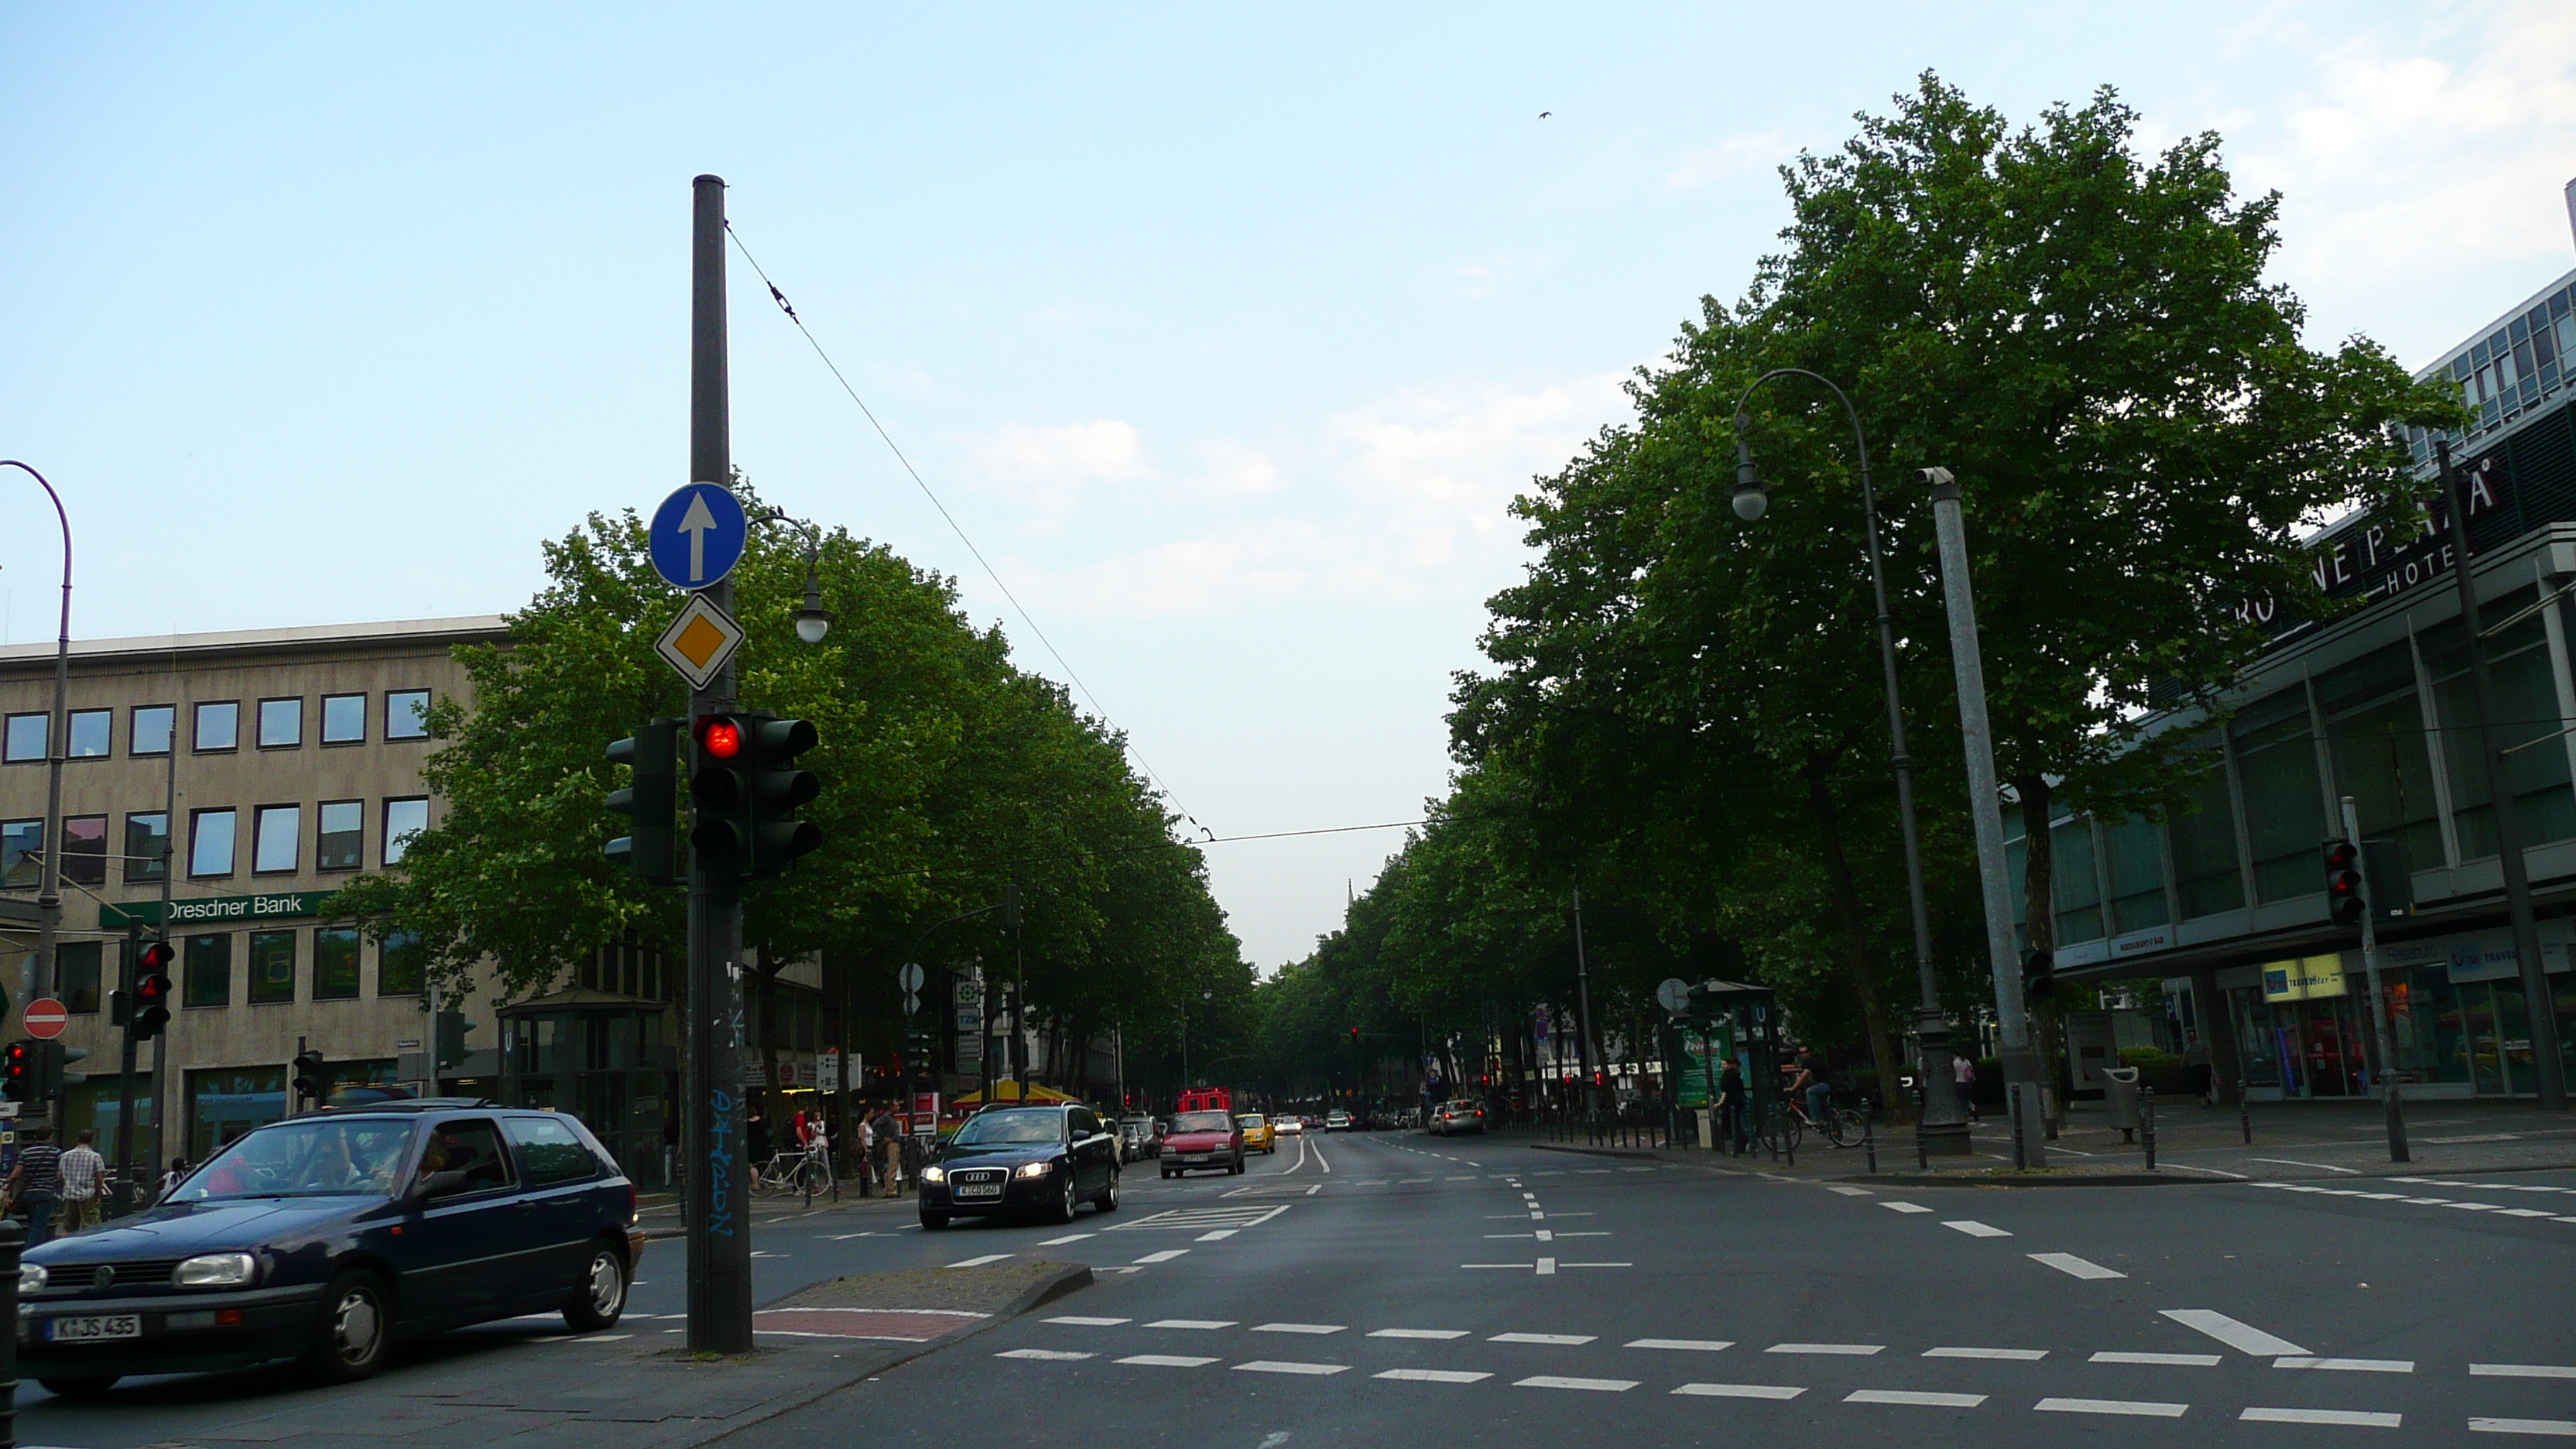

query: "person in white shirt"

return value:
[1953, 1053, 1980, 1123]
[57, 1129, 106, 1231]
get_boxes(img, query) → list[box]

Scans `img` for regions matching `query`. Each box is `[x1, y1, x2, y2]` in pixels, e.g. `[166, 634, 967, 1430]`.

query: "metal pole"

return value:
[683, 173, 753, 1355]
[0, 1218, 20, 1447]
[1, 463, 72, 1016]
[112, 921, 140, 1211]
[1926, 473, 2047, 1167]
[2340, 796, 2410, 1161]
[149, 714, 173, 1184]
[1572, 884, 1600, 1111]
[2437, 440, 2566, 1109]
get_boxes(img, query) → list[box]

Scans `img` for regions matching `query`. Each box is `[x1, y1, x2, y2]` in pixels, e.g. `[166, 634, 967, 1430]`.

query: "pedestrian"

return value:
[7, 1125, 64, 1247]
[1714, 1058, 1747, 1156]
[158, 1155, 191, 1201]
[876, 1108, 903, 1197]
[852, 1108, 877, 1194]
[1953, 1052, 1980, 1124]
[2184, 1036, 2214, 1106]
[58, 1128, 105, 1231]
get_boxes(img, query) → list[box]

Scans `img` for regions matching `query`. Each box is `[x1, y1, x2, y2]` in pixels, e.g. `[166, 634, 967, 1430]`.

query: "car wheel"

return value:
[1096, 1167, 1121, 1213]
[1048, 1172, 1080, 1224]
[39, 1376, 118, 1399]
[564, 1240, 629, 1331]
[303, 1269, 393, 1384]
[920, 1210, 951, 1229]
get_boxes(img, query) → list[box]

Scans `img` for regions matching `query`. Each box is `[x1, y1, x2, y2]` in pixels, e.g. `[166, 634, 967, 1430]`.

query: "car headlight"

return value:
[920, 1166, 945, 1184]
[1015, 1160, 1054, 1179]
[19, 1264, 46, 1294]
[174, 1252, 259, 1288]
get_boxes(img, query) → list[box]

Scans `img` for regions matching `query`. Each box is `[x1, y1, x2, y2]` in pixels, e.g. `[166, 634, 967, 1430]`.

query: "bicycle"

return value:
[752, 1145, 834, 1199]
[1792, 1099, 1869, 1148]
[1752, 1101, 1803, 1158]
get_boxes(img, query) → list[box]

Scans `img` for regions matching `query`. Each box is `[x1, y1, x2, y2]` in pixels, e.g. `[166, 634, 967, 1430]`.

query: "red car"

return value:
[1157, 1108, 1245, 1178]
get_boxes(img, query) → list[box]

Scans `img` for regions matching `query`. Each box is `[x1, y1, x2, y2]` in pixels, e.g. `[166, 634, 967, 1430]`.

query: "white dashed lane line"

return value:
[1847, 1389, 1985, 1408]
[1235, 1360, 1347, 1376]
[2029, 1252, 2126, 1281]
[2242, 1406, 2402, 1427]
[1376, 1368, 1491, 1383]
[1675, 1382, 1807, 1399]
[1927, 1347, 2047, 1361]
[1516, 1375, 1637, 1392]
[2036, 1396, 2190, 1418]
[2092, 1351, 2221, 1366]
[1942, 1220, 2012, 1238]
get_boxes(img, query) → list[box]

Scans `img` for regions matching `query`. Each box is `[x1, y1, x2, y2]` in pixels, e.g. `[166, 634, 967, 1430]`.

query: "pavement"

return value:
[16, 1119, 2576, 1447]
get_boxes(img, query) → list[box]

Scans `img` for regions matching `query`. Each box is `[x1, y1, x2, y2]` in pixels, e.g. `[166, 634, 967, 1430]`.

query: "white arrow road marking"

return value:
[2158, 1308, 2311, 1356]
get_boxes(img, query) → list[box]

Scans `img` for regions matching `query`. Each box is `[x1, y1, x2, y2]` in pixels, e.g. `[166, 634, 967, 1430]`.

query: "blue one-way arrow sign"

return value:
[649, 482, 748, 590]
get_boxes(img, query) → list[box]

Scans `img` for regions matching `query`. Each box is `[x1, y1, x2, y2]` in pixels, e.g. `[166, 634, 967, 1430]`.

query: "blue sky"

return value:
[5, 3, 2573, 968]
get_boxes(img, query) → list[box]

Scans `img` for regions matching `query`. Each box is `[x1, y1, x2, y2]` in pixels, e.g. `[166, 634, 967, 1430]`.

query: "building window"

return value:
[2425, 588, 2576, 857]
[320, 693, 366, 745]
[184, 931, 232, 1008]
[317, 800, 364, 872]
[132, 704, 175, 757]
[57, 940, 101, 1015]
[2319, 642, 2443, 881]
[1, 819, 39, 886]
[252, 804, 301, 875]
[2230, 687, 2328, 903]
[248, 930, 296, 1004]
[2051, 816, 2102, 944]
[190, 807, 238, 878]
[257, 697, 302, 749]
[383, 797, 429, 865]
[61, 814, 108, 886]
[124, 811, 169, 883]
[2169, 737, 2243, 919]
[3, 713, 44, 763]
[187, 1065, 283, 1160]
[379, 930, 426, 996]
[67, 709, 111, 759]
[313, 927, 361, 999]
[386, 689, 431, 741]
[194, 701, 238, 752]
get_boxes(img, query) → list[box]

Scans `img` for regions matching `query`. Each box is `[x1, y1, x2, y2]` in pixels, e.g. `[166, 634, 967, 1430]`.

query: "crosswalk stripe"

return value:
[1116, 1355, 1216, 1367]
[2241, 1406, 2401, 1427]
[2468, 1417, 2576, 1436]
[2030, 1252, 2126, 1280]
[1515, 1375, 1637, 1392]
[1673, 1382, 1805, 1399]
[1235, 1360, 1348, 1376]
[2036, 1396, 2189, 1417]
[1374, 1368, 1491, 1383]
[1846, 1389, 1985, 1407]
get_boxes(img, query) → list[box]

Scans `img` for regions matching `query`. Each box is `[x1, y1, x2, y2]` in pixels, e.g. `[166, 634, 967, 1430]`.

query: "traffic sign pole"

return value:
[682, 172, 755, 1358]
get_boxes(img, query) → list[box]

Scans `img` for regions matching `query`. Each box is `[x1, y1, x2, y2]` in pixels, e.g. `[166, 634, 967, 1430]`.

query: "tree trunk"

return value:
[2014, 773, 2069, 1131]
[1806, 751, 1910, 1125]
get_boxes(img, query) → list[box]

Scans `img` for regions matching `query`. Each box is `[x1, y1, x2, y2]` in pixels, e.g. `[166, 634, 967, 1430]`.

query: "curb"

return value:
[1835, 1172, 2208, 1188]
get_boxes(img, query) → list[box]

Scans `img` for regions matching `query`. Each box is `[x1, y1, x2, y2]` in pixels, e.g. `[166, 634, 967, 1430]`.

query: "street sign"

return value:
[649, 482, 748, 591]
[1655, 977, 1691, 1015]
[898, 962, 926, 992]
[22, 998, 67, 1040]
[903, 991, 920, 1015]
[819, 1047, 841, 1090]
[655, 593, 746, 691]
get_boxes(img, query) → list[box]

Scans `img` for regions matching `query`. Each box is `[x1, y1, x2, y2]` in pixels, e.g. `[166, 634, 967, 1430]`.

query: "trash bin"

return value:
[2101, 1065, 2142, 1139]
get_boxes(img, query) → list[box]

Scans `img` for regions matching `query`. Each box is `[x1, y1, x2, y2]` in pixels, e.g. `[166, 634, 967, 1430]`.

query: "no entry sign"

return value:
[22, 997, 67, 1040]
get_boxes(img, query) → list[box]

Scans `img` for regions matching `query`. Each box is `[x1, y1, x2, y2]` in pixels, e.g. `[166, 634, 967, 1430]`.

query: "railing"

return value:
[1534, 1103, 1675, 1150]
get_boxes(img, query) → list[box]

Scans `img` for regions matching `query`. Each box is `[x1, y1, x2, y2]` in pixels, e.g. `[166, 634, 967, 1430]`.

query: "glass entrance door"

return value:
[2455, 981, 2537, 1095]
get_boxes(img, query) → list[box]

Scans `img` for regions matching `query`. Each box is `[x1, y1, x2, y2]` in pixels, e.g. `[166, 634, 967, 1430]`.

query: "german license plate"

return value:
[43, 1314, 141, 1342]
[957, 1184, 1002, 1199]
[1184, 1153, 1208, 1161]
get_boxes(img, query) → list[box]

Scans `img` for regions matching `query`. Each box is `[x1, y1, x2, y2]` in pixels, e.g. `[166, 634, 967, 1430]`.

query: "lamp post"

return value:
[1729, 372, 1968, 1155]
[2, 461, 73, 1017]
[748, 510, 834, 644]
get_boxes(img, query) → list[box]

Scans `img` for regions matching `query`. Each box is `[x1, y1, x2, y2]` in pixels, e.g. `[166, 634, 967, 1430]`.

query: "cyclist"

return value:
[1793, 1050, 1833, 1129]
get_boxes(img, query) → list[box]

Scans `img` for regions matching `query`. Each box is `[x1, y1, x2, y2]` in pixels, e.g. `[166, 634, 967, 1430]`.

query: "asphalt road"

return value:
[728, 1129, 2576, 1447]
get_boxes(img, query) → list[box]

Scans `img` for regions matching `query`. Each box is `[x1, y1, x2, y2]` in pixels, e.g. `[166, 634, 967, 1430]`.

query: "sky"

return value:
[5, 3, 2574, 971]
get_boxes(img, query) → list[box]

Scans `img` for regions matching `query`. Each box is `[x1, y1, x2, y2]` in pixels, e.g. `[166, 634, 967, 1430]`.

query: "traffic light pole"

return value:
[683, 172, 755, 1356]
[2341, 796, 2409, 1161]
[112, 923, 141, 1210]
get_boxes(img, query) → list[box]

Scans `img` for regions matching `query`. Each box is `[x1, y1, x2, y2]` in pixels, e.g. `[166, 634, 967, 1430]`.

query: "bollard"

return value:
[2239, 1091, 2252, 1146]
[1863, 1112, 1877, 1174]
[2386, 1077, 2410, 1164]
[0, 1215, 20, 1449]
[2141, 1085, 2156, 1171]
[2007, 1088, 2026, 1171]
[1914, 1084, 1929, 1170]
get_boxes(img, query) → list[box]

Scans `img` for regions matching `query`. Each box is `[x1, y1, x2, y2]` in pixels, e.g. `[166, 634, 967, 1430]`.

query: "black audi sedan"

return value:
[16, 1101, 644, 1396]
[917, 1103, 1121, 1229]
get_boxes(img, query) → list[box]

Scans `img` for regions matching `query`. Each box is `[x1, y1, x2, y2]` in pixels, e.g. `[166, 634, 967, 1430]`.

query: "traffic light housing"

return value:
[689, 711, 823, 882]
[2021, 949, 2057, 1007]
[2324, 839, 2366, 927]
[435, 1007, 473, 1070]
[745, 715, 821, 879]
[292, 1049, 327, 1104]
[2, 1040, 32, 1101]
[690, 712, 751, 878]
[1348, 1026, 1362, 1044]
[132, 945, 174, 1040]
[605, 717, 680, 885]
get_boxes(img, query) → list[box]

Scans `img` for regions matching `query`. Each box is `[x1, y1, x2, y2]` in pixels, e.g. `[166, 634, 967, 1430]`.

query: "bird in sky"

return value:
[1539, 111, 1551, 118]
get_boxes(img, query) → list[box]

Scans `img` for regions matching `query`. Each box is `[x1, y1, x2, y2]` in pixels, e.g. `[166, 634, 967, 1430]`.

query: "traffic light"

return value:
[435, 1007, 473, 1070]
[2021, 949, 2057, 1007]
[605, 717, 680, 885]
[2, 1040, 32, 1101]
[2324, 839, 2366, 927]
[292, 1049, 328, 1103]
[690, 712, 751, 877]
[43, 1043, 83, 1098]
[132, 947, 174, 1040]
[1348, 1026, 1362, 1044]
[744, 715, 821, 879]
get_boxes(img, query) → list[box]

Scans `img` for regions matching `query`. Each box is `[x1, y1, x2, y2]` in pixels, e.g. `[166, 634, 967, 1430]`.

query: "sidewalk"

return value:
[633, 1180, 918, 1239]
[1524, 1097, 2576, 1184]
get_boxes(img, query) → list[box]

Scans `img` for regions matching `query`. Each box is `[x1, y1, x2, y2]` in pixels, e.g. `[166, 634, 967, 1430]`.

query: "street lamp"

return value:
[2, 460, 73, 1007]
[1728, 371, 1968, 1154]
[752, 509, 834, 644]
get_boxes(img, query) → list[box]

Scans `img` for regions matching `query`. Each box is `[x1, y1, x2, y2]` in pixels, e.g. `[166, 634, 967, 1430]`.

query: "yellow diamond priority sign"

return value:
[656, 593, 746, 691]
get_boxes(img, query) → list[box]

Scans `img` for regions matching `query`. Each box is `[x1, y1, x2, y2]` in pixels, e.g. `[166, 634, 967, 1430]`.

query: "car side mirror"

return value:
[410, 1168, 472, 1201]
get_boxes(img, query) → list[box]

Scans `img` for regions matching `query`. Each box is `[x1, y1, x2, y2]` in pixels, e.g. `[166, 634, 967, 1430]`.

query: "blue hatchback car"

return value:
[16, 1101, 645, 1396]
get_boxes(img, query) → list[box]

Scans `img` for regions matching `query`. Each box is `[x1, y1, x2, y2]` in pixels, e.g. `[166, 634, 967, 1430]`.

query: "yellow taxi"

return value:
[1235, 1112, 1277, 1154]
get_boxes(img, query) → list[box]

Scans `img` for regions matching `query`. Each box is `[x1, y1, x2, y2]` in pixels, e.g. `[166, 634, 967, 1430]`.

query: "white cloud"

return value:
[1667, 128, 1797, 189]
[958, 419, 1157, 526]
[1453, 253, 1558, 300]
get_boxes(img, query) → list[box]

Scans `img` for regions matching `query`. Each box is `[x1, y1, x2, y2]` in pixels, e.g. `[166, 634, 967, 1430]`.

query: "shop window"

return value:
[1, 819, 39, 886]
[124, 811, 169, 883]
[2424, 589, 2576, 857]
[61, 814, 107, 886]
[2052, 817, 2102, 945]
[64, 1074, 155, 1147]
[67, 709, 111, 759]
[386, 689, 431, 741]
[313, 927, 361, 999]
[2101, 815, 2168, 933]
[184, 932, 232, 1009]
[57, 940, 101, 1014]
[187, 1065, 286, 1160]
[317, 800, 363, 872]
[383, 797, 428, 865]
[257, 697, 302, 749]
[379, 930, 426, 996]
[194, 701, 238, 752]
[252, 804, 301, 874]
[2230, 687, 2328, 903]
[2320, 642, 2444, 877]
[320, 693, 366, 745]
[131, 704, 174, 757]
[4, 713, 44, 763]
[247, 930, 296, 1005]
[190, 808, 238, 878]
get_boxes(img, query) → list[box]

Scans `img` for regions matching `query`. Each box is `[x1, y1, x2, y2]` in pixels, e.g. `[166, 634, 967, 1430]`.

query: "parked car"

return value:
[16, 1101, 643, 1395]
[1324, 1109, 1353, 1132]
[1159, 1109, 1246, 1177]
[1431, 1100, 1488, 1136]
[1118, 1115, 1161, 1160]
[1235, 1112, 1276, 1154]
[919, 1104, 1122, 1228]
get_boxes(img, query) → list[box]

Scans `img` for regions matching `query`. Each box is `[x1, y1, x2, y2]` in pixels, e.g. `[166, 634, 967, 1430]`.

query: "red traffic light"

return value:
[138, 940, 173, 973]
[698, 715, 744, 759]
[2323, 839, 2366, 925]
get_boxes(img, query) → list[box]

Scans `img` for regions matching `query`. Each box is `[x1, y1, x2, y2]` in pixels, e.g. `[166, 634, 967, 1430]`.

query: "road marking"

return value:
[2091, 1351, 2221, 1366]
[2472, 1364, 2576, 1379]
[1826, 1185, 1875, 1196]
[2036, 1396, 2190, 1417]
[577, 1333, 632, 1342]
[2496, 1208, 2557, 1218]
[1881, 1201, 1934, 1214]
[1561, 1262, 1632, 1269]
[1370, 1328, 1469, 1340]
[1447, 1175, 1478, 1180]
[1628, 1338, 1735, 1351]
[1375, 1368, 1492, 1383]
[1674, 1382, 1805, 1399]
[1253, 1323, 1346, 1335]
[2469, 1417, 2576, 1436]
[2030, 1252, 2126, 1280]
[1037, 1234, 1095, 1245]
[1045, 1316, 1131, 1326]
[1492, 1332, 1596, 1345]
[1536, 1257, 1557, 1276]
[1943, 1220, 2012, 1238]
[997, 1348, 1094, 1361]
[826, 1232, 880, 1239]
[1462, 1262, 1536, 1269]
[2447, 1201, 2504, 1211]
[1197, 1231, 1238, 1241]
[1926, 1346, 2046, 1360]
[2159, 1308, 2310, 1356]
[2275, 1356, 2413, 1373]
[1146, 1319, 1237, 1329]
[1235, 1360, 1348, 1375]
[2400, 1197, 2452, 1205]
[946, 1254, 1013, 1269]
[1117, 1354, 1217, 1367]
[1767, 1343, 1883, 1355]
[2242, 1406, 2400, 1427]
[1132, 1250, 1189, 1265]
[2248, 1158, 2362, 1173]
[1847, 1389, 1985, 1407]
[1516, 1375, 1637, 1392]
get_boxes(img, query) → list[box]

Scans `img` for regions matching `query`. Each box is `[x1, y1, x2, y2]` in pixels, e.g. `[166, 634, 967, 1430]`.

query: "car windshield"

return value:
[1237, 1115, 1265, 1126]
[951, 1109, 1064, 1146]
[1172, 1111, 1232, 1132]
[174, 1118, 415, 1201]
